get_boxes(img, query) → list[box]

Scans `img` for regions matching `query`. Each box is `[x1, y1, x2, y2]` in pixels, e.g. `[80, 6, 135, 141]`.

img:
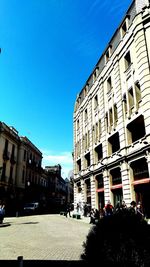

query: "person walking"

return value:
[103, 200, 113, 217]
[129, 200, 136, 214]
[136, 201, 144, 218]
[89, 209, 95, 224]
[0, 203, 5, 224]
[94, 209, 100, 224]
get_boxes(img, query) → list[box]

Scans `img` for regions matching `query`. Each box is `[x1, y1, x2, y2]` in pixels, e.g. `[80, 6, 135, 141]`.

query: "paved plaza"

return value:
[0, 214, 91, 261]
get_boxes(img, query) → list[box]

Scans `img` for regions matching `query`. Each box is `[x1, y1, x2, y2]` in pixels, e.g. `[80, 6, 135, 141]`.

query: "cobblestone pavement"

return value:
[0, 214, 91, 261]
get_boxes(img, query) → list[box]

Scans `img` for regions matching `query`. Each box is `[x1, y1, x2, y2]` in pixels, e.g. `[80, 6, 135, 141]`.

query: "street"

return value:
[0, 214, 91, 261]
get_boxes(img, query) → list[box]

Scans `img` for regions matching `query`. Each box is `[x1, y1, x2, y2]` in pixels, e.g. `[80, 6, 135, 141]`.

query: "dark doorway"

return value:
[112, 188, 123, 207]
[98, 192, 104, 217]
[134, 183, 150, 218]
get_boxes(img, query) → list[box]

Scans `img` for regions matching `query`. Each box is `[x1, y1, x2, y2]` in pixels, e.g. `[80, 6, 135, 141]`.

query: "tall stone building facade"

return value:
[73, 0, 150, 217]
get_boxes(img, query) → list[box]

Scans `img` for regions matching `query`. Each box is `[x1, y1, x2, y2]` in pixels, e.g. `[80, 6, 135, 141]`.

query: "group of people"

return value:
[0, 203, 5, 224]
[89, 200, 144, 224]
[81, 205, 150, 266]
[103, 199, 144, 218]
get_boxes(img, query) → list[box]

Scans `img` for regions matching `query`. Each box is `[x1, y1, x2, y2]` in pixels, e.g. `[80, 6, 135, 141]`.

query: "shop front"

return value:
[131, 157, 150, 218]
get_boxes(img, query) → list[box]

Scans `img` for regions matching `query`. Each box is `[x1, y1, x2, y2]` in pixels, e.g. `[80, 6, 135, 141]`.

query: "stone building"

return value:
[45, 165, 68, 212]
[0, 122, 20, 213]
[0, 122, 46, 215]
[73, 0, 150, 217]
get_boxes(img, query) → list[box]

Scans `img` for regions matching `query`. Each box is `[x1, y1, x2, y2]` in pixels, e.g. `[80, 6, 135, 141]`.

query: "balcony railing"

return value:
[10, 155, 17, 164]
[3, 150, 10, 161]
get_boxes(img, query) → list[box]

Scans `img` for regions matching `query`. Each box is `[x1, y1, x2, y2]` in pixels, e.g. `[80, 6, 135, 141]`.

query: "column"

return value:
[103, 169, 111, 204]
[90, 175, 96, 209]
[121, 161, 135, 207]
[146, 152, 150, 177]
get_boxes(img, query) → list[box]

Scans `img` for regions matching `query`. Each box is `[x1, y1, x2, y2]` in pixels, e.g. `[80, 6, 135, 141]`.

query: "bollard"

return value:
[17, 256, 23, 267]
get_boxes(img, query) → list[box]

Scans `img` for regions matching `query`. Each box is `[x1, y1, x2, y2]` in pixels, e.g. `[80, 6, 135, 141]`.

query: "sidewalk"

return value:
[67, 213, 90, 224]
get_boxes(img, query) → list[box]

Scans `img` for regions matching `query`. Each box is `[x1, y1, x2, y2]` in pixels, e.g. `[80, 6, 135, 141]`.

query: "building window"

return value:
[109, 108, 113, 127]
[94, 95, 98, 109]
[105, 112, 108, 132]
[114, 104, 118, 123]
[93, 71, 97, 82]
[9, 165, 13, 183]
[121, 21, 127, 37]
[3, 139, 9, 161]
[105, 49, 110, 63]
[1, 162, 6, 181]
[85, 152, 91, 168]
[110, 168, 122, 185]
[88, 130, 90, 148]
[122, 93, 127, 114]
[96, 174, 104, 189]
[85, 109, 88, 121]
[77, 159, 81, 172]
[77, 119, 79, 130]
[108, 132, 120, 155]
[4, 139, 8, 151]
[95, 144, 103, 163]
[128, 87, 134, 111]
[131, 158, 149, 181]
[127, 115, 146, 144]
[77, 182, 82, 193]
[135, 82, 141, 103]
[95, 122, 99, 143]
[84, 87, 87, 97]
[105, 46, 112, 63]
[107, 77, 112, 92]
[124, 51, 131, 70]
[23, 150, 26, 161]
[77, 140, 81, 157]
[85, 133, 88, 150]
[99, 119, 101, 139]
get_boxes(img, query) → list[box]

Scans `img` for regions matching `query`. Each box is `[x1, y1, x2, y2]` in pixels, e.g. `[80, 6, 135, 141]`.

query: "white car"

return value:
[24, 202, 39, 214]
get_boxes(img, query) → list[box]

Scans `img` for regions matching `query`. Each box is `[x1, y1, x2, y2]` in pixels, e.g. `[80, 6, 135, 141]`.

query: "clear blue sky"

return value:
[0, 0, 132, 178]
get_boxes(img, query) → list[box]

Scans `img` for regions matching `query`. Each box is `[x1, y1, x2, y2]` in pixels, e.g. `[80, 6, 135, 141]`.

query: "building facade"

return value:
[45, 165, 69, 212]
[0, 122, 46, 215]
[73, 0, 150, 217]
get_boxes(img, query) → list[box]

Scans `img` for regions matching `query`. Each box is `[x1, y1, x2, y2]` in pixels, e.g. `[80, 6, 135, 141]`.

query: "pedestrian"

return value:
[113, 201, 121, 214]
[103, 200, 113, 216]
[0, 203, 5, 224]
[89, 209, 95, 224]
[94, 209, 100, 224]
[136, 201, 144, 219]
[120, 200, 127, 210]
[76, 203, 79, 213]
[129, 200, 136, 214]
[83, 203, 88, 217]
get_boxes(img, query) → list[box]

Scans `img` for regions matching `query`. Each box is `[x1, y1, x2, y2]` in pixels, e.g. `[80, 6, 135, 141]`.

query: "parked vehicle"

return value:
[23, 202, 39, 215]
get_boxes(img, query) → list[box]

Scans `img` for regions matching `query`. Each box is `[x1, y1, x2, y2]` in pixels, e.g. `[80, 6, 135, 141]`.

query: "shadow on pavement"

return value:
[0, 260, 88, 267]
[21, 222, 39, 225]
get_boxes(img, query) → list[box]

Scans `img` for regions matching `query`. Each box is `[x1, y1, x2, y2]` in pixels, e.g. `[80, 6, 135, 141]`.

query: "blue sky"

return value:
[0, 0, 132, 178]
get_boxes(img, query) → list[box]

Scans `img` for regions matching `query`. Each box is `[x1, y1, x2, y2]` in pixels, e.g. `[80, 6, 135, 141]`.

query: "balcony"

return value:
[124, 63, 134, 80]
[10, 155, 17, 164]
[3, 150, 10, 161]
